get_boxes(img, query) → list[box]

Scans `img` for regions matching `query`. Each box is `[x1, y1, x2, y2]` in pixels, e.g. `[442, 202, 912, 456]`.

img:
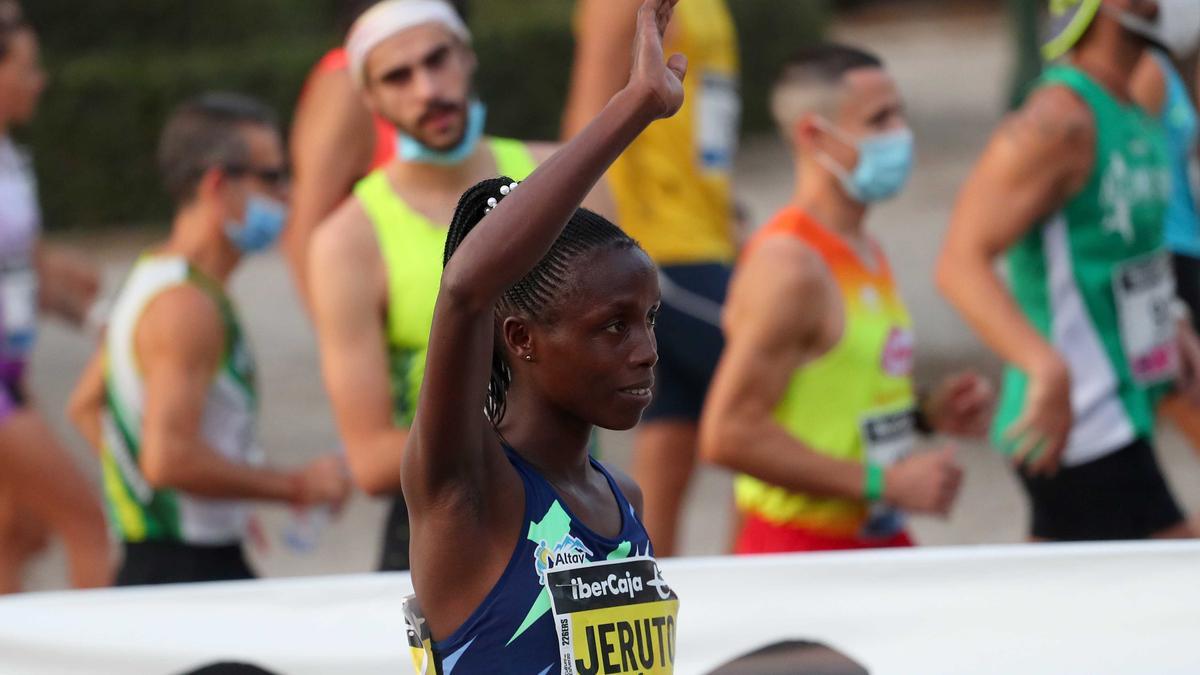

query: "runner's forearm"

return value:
[141, 442, 298, 503]
[66, 350, 107, 456]
[441, 86, 660, 308]
[937, 245, 1062, 378]
[344, 428, 409, 497]
[703, 415, 866, 501]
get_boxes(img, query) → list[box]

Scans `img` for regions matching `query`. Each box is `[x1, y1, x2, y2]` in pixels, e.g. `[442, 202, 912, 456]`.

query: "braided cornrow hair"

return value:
[444, 176, 640, 426]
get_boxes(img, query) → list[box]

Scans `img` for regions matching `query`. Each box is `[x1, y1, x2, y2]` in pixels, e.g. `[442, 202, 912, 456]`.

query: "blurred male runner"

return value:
[702, 44, 990, 553]
[938, 0, 1200, 541]
[283, 0, 469, 308]
[309, 0, 608, 570]
[70, 94, 349, 585]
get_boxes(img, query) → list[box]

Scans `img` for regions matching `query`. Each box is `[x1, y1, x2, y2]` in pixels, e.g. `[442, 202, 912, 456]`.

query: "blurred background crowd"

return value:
[3, 0, 1200, 594]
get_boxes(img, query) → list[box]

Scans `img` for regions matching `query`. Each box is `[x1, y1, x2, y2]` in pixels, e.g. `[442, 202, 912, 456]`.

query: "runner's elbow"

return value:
[139, 446, 181, 490]
[345, 447, 402, 497]
[699, 409, 746, 468]
[354, 468, 400, 498]
[934, 249, 965, 302]
[439, 266, 496, 314]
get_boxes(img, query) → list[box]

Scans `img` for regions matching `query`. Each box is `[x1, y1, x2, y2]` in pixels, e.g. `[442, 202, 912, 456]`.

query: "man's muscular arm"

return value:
[936, 85, 1095, 473]
[702, 238, 960, 513]
[310, 202, 408, 497]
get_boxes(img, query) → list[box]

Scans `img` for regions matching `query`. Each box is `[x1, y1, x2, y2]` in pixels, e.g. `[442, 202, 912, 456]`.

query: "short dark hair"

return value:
[774, 43, 884, 89]
[771, 43, 884, 134]
[156, 92, 278, 205]
[443, 177, 641, 425]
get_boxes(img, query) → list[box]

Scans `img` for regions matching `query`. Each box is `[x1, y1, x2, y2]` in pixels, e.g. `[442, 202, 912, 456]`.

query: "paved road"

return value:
[18, 7, 1200, 591]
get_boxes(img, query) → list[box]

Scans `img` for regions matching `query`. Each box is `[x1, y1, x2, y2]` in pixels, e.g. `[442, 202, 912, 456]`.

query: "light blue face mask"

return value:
[398, 100, 487, 166]
[817, 122, 915, 204]
[225, 194, 287, 254]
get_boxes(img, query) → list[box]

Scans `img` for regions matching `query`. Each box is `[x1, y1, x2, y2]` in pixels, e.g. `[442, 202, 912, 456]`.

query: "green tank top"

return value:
[354, 137, 537, 425]
[102, 255, 261, 544]
[734, 208, 917, 539]
[995, 65, 1174, 467]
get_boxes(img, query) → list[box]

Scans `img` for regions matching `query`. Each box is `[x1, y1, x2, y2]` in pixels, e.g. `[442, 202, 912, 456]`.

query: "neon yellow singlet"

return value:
[353, 137, 537, 425]
[597, 0, 740, 265]
[735, 208, 917, 539]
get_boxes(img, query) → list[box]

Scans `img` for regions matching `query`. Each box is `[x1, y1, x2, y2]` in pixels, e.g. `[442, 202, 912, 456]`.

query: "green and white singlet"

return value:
[101, 255, 262, 544]
[995, 65, 1175, 466]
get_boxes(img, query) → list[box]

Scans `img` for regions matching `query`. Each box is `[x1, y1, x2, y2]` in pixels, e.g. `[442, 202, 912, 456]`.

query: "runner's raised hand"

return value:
[630, 0, 687, 121]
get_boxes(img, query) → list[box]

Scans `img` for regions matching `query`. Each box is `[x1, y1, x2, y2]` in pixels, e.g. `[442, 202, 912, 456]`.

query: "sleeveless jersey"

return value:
[307, 48, 397, 171]
[1154, 51, 1200, 258]
[102, 255, 262, 544]
[995, 65, 1174, 466]
[597, 0, 740, 265]
[734, 208, 917, 540]
[354, 137, 537, 425]
[0, 137, 40, 379]
[405, 445, 677, 675]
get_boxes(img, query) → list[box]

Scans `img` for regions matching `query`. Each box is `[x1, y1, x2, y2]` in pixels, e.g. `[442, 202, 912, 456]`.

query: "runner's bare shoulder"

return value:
[309, 196, 382, 286]
[739, 236, 834, 314]
[998, 85, 1096, 187]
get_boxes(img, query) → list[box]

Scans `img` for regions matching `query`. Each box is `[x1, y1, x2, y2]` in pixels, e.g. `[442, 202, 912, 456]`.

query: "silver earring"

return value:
[523, 354, 533, 362]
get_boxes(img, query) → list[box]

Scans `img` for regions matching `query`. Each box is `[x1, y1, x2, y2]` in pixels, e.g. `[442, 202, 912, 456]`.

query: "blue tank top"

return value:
[405, 445, 679, 675]
[1156, 51, 1200, 257]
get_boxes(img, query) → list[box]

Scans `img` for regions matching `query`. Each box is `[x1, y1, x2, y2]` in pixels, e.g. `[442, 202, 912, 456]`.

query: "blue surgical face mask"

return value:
[816, 121, 915, 204]
[398, 100, 487, 166]
[225, 194, 287, 254]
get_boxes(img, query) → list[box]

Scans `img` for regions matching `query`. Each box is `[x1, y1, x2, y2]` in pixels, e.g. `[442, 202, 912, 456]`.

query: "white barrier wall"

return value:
[1, 542, 1198, 674]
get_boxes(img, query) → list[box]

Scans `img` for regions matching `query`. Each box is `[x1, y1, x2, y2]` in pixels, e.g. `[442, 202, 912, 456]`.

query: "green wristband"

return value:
[864, 463, 885, 503]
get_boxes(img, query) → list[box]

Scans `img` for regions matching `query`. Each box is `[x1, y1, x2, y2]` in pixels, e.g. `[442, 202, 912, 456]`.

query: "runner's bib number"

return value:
[0, 259, 36, 357]
[1113, 252, 1178, 384]
[402, 595, 436, 675]
[859, 408, 916, 539]
[548, 556, 679, 675]
[697, 72, 740, 173]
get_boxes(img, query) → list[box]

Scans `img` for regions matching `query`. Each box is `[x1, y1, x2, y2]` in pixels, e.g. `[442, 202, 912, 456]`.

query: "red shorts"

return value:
[735, 513, 914, 554]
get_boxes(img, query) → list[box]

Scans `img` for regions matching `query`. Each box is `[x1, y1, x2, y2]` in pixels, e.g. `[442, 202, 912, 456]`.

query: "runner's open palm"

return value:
[630, 0, 687, 120]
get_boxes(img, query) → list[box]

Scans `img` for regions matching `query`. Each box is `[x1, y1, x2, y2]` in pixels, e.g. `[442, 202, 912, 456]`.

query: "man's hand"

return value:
[1006, 353, 1072, 476]
[1175, 321, 1200, 406]
[924, 370, 995, 438]
[883, 446, 962, 516]
[628, 0, 687, 120]
[292, 455, 352, 511]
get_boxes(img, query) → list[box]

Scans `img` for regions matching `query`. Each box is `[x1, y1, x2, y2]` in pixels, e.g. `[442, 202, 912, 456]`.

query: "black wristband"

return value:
[913, 396, 934, 436]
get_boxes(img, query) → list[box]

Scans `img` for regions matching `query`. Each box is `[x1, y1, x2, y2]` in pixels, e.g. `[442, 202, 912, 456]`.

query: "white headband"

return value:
[346, 0, 471, 88]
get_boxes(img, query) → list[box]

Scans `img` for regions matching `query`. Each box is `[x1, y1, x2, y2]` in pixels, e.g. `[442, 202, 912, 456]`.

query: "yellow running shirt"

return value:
[353, 138, 538, 425]
[595, 0, 740, 265]
[736, 208, 918, 539]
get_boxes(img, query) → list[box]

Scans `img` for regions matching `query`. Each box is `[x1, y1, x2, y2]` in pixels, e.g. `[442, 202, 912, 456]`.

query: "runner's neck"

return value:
[163, 209, 240, 284]
[1070, 32, 1145, 104]
[386, 137, 494, 194]
[792, 183, 874, 268]
[497, 385, 594, 486]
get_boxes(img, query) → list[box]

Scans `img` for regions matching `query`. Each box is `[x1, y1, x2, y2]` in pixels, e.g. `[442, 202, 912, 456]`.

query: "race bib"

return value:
[1113, 252, 1178, 384]
[696, 71, 740, 173]
[0, 259, 36, 357]
[859, 408, 916, 539]
[547, 556, 679, 675]
[402, 595, 437, 675]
